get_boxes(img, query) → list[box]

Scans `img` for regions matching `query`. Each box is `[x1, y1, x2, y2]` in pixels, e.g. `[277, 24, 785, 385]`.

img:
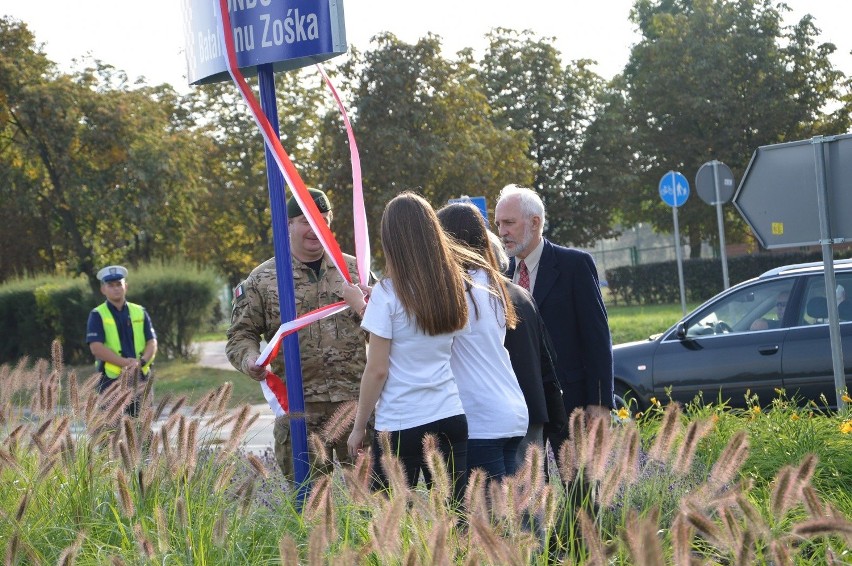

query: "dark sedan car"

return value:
[614, 259, 852, 410]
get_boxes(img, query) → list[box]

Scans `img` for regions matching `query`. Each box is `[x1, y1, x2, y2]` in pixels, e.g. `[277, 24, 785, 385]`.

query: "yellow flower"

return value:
[840, 420, 852, 435]
[635, 412, 643, 420]
[842, 393, 852, 404]
[616, 407, 630, 420]
[752, 406, 762, 415]
[650, 397, 660, 406]
[790, 414, 800, 421]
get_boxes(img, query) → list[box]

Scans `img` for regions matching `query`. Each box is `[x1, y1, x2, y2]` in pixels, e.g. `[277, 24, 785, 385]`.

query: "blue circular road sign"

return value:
[659, 171, 690, 207]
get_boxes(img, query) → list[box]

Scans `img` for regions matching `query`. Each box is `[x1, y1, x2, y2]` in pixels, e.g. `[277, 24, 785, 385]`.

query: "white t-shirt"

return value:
[451, 270, 529, 439]
[360, 279, 467, 431]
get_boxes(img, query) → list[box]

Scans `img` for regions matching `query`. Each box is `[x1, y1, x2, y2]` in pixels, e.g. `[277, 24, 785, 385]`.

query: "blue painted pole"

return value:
[256, 63, 311, 506]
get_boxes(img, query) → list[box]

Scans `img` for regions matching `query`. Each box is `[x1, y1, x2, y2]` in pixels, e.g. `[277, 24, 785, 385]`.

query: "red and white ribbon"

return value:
[256, 302, 350, 367]
[215, 0, 351, 283]
[260, 372, 289, 416]
[316, 64, 370, 287]
[215, 0, 370, 415]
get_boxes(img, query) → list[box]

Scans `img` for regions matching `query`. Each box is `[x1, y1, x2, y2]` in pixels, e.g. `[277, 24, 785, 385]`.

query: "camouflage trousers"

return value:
[272, 400, 372, 481]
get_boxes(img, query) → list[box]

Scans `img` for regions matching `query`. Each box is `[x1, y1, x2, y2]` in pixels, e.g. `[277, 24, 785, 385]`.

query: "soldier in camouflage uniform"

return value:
[226, 188, 367, 479]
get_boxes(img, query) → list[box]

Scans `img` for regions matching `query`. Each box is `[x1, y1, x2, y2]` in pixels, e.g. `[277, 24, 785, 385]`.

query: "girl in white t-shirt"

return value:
[438, 203, 528, 482]
[343, 192, 473, 505]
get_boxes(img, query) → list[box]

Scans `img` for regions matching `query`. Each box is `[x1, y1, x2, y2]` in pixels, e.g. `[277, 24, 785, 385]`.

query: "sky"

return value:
[2, 0, 851, 94]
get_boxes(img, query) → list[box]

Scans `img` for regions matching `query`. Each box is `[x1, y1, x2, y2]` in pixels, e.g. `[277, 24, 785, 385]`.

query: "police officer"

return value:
[86, 265, 158, 416]
[226, 188, 367, 479]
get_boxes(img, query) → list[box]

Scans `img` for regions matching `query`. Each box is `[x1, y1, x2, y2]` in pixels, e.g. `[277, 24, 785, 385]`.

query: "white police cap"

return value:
[97, 265, 128, 283]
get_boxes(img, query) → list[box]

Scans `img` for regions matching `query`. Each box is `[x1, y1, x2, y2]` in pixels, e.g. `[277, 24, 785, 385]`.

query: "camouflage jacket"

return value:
[226, 253, 366, 403]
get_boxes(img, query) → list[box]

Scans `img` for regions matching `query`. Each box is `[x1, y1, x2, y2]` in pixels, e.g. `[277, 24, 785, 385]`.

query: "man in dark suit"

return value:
[489, 230, 569, 463]
[495, 185, 614, 426]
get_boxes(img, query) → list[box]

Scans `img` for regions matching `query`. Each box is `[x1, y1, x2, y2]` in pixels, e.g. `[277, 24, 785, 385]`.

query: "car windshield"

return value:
[684, 279, 795, 337]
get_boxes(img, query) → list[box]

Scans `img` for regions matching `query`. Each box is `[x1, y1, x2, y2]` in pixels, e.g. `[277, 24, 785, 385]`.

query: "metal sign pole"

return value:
[257, 64, 311, 503]
[712, 161, 730, 289]
[812, 136, 847, 410]
[672, 199, 687, 316]
[659, 170, 690, 316]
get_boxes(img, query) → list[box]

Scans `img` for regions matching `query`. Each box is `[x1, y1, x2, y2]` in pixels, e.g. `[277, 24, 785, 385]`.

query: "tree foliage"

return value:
[0, 17, 208, 292]
[182, 69, 328, 287]
[313, 34, 535, 265]
[479, 29, 613, 246]
[601, 0, 850, 256]
[3, 6, 849, 295]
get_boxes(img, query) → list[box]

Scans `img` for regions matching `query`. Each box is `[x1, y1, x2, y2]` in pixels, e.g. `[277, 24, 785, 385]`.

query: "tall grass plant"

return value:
[2, 342, 852, 564]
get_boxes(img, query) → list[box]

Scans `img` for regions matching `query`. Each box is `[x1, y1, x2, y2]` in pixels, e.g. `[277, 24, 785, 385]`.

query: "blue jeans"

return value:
[468, 436, 524, 481]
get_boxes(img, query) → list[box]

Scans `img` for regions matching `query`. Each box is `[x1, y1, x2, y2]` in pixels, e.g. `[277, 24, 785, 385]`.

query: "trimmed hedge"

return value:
[605, 251, 852, 306]
[0, 263, 219, 365]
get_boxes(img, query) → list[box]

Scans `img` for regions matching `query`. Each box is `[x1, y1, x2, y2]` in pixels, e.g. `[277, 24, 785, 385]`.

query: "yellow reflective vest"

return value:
[95, 302, 154, 378]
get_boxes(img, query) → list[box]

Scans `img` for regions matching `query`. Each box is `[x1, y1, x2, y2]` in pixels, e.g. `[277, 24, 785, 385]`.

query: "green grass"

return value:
[68, 358, 264, 408]
[192, 321, 229, 343]
[193, 330, 227, 342]
[607, 302, 701, 344]
[152, 359, 265, 406]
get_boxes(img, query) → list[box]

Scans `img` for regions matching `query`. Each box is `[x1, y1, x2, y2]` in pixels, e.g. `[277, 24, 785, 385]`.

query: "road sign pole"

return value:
[712, 161, 730, 289]
[659, 170, 690, 316]
[812, 136, 847, 410]
[672, 199, 687, 316]
[257, 64, 311, 505]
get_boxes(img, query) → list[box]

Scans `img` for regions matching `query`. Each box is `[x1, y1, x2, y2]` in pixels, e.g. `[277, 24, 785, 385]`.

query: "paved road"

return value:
[193, 340, 275, 455]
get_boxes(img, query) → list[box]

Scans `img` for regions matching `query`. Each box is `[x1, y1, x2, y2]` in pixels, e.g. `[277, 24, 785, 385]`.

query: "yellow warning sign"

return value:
[771, 222, 784, 235]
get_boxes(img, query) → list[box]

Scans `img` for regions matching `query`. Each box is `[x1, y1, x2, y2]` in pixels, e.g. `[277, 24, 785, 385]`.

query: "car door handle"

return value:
[758, 345, 780, 355]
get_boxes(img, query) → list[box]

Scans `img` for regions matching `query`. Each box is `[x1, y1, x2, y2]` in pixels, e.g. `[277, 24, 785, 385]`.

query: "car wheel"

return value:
[614, 383, 643, 412]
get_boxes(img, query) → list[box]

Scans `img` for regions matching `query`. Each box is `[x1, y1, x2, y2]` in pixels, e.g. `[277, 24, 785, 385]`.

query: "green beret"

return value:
[287, 188, 331, 218]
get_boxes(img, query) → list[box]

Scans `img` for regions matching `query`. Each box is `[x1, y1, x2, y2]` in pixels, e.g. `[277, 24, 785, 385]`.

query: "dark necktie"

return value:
[518, 259, 530, 291]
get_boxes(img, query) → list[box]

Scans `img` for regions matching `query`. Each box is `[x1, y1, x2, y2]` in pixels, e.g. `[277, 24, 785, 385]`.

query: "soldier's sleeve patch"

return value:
[233, 283, 246, 305]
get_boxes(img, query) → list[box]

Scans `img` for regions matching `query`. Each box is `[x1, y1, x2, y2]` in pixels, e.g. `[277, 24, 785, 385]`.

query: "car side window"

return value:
[800, 273, 852, 325]
[683, 280, 795, 337]
[840, 275, 852, 322]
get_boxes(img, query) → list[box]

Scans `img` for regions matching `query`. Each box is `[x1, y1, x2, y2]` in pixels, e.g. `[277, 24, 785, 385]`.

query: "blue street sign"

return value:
[659, 171, 690, 208]
[182, 0, 348, 85]
[448, 195, 488, 221]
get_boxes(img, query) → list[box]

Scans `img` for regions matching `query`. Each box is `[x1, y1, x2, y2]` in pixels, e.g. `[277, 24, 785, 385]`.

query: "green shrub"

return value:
[128, 262, 220, 360]
[605, 251, 852, 306]
[0, 261, 219, 364]
[0, 275, 91, 364]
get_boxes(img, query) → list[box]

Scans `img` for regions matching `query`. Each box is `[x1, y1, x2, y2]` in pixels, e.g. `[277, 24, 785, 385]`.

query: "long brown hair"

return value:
[437, 202, 517, 329]
[380, 192, 469, 335]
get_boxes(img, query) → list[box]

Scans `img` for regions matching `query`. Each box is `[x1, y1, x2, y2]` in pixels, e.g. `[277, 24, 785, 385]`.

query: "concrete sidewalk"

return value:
[195, 340, 236, 371]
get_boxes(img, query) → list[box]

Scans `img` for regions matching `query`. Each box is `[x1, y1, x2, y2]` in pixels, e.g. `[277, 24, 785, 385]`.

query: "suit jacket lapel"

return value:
[533, 240, 558, 305]
[507, 257, 516, 278]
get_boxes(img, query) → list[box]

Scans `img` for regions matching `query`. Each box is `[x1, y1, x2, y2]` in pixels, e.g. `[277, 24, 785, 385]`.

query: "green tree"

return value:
[614, 0, 849, 256]
[181, 68, 328, 287]
[479, 29, 612, 246]
[0, 18, 63, 281]
[0, 17, 209, 292]
[314, 34, 534, 266]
